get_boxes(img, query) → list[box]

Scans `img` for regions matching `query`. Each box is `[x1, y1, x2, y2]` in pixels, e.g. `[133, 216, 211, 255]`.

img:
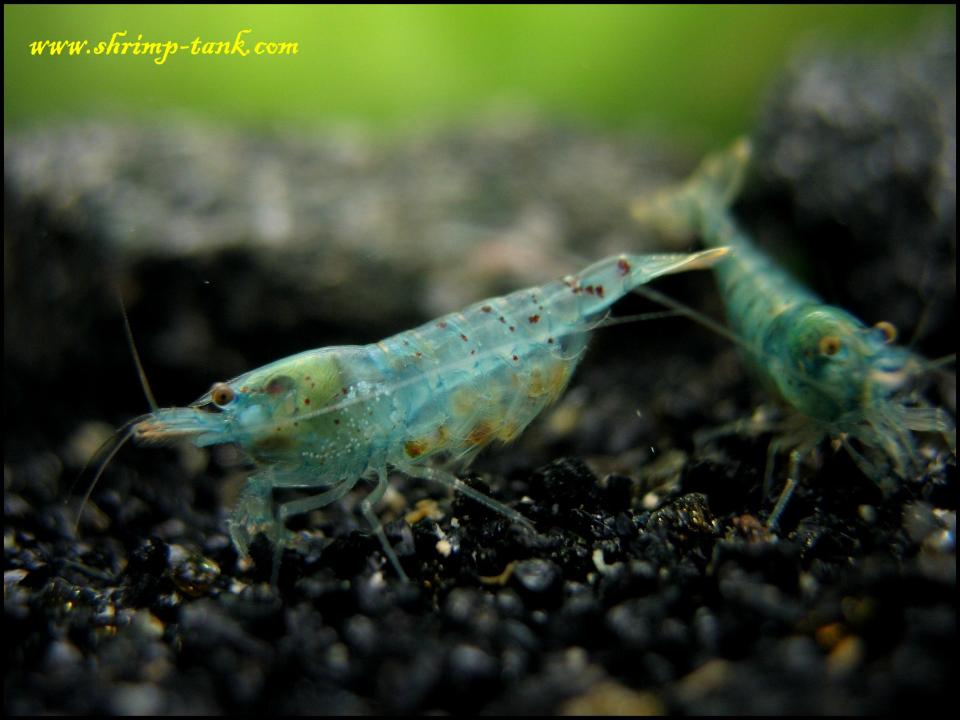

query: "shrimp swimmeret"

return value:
[91, 248, 727, 581]
[633, 139, 956, 529]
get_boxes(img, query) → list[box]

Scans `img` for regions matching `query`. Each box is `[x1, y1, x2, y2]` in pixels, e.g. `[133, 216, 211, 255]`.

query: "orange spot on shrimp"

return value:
[468, 421, 495, 445]
[529, 314, 540, 324]
[527, 361, 573, 401]
[404, 440, 427, 458]
[404, 427, 447, 459]
[617, 258, 631, 275]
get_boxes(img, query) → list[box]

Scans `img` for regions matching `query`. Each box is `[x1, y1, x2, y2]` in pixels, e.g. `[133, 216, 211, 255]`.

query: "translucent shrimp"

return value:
[633, 139, 956, 529]
[96, 248, 726, 581]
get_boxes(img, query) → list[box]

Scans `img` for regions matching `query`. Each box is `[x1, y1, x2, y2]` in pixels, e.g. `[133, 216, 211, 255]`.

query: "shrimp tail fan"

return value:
[632, 137, 752, 242]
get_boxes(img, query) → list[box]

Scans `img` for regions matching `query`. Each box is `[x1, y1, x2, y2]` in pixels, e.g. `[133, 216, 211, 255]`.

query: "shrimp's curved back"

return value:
[633, 139, 955, 526]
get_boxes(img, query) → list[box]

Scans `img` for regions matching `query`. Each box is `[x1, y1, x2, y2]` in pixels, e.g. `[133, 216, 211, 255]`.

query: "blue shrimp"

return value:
[102, 248, 726, 581]
[633, 139, 955, 529]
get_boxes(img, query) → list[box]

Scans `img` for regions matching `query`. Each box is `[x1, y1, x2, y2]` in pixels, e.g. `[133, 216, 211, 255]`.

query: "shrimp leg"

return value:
[767, 448, 802, 532]
[360, 469, 408, 581]
[228, 473, 285, 558]
[397, 462, 534, 532]
[276, 477, 361, 520]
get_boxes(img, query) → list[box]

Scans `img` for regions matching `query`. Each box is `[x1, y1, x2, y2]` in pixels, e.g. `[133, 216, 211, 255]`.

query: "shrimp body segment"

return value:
[634, 140, 955, 526]
[132, 248, 726, 577]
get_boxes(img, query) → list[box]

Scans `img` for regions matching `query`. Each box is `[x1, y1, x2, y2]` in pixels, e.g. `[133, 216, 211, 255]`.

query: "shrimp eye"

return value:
[211, 383, 235, 406]
[874, 320, 897, 344]
[818, 335, 842, 356]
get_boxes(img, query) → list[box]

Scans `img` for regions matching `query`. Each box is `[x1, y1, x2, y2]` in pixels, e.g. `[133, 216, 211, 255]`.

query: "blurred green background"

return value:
[4, 5, 953, 146]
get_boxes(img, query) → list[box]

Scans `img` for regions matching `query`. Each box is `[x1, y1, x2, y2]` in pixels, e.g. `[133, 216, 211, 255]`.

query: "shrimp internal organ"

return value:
[132, 248, 726, 579]
[633, 139, 955, 528]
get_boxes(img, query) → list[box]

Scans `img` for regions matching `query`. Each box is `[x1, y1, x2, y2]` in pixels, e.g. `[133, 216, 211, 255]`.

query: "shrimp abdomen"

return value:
[372, 249, 728, 464]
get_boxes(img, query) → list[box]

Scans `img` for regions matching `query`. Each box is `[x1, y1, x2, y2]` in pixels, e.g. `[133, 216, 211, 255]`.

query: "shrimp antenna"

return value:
[919, 353, 956, 375]
[71, 414, 151, 534]
[70, 294, 158, 533]
[904, 352, 958, 391]
[631, 283, 836, 396]
[594, 308, 684, 329]
[119, 291, 159, 413]
[630, 283, 755, 354]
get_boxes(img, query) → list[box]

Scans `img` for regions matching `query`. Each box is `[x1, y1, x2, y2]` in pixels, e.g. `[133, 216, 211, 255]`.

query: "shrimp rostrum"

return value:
[633, 139, 956, 528]
[115, 248, 726, 580]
